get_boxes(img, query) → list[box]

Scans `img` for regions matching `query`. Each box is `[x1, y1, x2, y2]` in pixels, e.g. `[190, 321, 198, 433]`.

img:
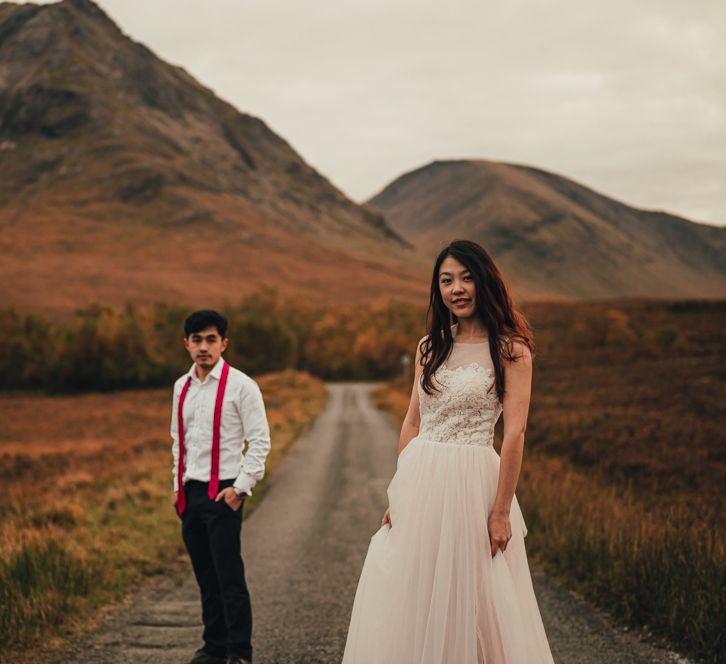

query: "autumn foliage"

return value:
[0, 292, 424, 391]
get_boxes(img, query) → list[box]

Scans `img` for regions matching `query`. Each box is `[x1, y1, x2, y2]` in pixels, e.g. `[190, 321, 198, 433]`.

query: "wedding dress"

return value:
[342, 340, 554, 664]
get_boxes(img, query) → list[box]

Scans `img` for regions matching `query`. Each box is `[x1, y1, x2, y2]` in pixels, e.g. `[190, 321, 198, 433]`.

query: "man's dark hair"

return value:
[184, 310, 228, 339]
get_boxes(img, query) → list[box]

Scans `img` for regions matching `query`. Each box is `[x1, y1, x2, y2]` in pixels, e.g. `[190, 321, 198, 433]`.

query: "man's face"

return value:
[184, 326, 228, 370]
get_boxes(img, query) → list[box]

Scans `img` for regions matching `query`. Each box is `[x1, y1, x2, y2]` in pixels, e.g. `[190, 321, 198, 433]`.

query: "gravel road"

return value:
[58, 383, 689, 664]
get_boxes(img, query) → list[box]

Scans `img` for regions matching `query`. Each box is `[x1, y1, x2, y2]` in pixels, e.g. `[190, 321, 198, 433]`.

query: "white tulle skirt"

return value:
[342, 437, 554, 664]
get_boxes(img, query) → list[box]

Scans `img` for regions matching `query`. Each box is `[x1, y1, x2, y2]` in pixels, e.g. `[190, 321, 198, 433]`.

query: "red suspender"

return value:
[176, 376, 192, 515]
[209, 361, 230, 500]
[176, 361, 231, 515]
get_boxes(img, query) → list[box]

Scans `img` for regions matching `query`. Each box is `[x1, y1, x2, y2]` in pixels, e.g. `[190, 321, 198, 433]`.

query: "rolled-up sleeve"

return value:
[233, 378, 271, 496]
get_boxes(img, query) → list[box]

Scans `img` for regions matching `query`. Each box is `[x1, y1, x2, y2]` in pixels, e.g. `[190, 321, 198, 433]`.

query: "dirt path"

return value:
[58, 384, 689, 664]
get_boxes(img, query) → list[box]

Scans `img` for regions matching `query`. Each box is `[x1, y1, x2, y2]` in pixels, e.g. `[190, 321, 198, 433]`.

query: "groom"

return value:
[171, 310, 271, 664]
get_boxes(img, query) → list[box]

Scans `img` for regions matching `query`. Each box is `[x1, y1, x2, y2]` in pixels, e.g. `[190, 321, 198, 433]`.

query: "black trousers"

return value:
[179, 479, 252, 661]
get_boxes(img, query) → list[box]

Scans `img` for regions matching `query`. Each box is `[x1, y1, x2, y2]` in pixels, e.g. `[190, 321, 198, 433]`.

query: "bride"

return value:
[342, 240, 554, 663]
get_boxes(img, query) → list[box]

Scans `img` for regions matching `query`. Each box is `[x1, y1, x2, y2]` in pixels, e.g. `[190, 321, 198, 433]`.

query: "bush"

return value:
[0, 294, 428, 391]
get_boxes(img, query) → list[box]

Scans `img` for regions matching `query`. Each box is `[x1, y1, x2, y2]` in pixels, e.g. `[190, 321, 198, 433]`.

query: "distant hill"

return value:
[368, 160, 726, 300]
[0, 0, 425, 315]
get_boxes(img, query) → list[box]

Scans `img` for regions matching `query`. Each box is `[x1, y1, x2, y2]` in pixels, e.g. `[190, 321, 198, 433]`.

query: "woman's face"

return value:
[438, 256, 476, 319]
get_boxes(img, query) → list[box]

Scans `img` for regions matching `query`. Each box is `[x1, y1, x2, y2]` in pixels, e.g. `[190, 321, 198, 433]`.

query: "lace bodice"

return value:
[417, 342, 502, 447]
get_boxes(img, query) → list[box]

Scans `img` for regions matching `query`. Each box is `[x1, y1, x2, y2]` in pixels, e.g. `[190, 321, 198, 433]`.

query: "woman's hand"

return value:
[381, 507, 392, 528]
[488, 510, 512, 557]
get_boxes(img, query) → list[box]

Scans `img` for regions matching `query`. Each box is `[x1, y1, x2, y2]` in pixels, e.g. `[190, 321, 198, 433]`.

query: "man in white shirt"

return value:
[171, 310, 271, 664]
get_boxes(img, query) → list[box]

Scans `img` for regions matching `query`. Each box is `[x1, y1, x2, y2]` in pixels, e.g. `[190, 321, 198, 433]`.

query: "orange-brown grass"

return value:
[372, 299, 726, 662]
[0, 203, 430, 319]
[0, 370, 327, 664]
[523, 299, 725, 523]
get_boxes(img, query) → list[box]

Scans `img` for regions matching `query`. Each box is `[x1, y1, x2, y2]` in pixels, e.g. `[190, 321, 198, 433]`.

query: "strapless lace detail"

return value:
[417, 361, 502, 447]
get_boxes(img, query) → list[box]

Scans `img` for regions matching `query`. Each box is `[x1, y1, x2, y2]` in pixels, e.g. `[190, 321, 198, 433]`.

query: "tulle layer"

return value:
[342, 437, 554, 664]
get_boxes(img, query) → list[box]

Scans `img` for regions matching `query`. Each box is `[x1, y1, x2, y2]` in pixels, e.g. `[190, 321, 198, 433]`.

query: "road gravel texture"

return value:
[57, 384, 690, 664]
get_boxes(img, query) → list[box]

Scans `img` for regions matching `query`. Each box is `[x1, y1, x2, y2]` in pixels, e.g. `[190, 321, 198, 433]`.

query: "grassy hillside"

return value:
[0, 0, 423, 317]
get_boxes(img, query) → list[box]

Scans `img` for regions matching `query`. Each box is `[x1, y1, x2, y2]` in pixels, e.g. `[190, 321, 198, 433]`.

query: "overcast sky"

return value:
[40, 0, 726, 225]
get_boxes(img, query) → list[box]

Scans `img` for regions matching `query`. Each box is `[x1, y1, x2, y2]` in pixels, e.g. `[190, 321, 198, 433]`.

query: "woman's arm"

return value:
[489, 340, 533, 556]
[397, 339, 424, 456]
[383, 338, 425, 527]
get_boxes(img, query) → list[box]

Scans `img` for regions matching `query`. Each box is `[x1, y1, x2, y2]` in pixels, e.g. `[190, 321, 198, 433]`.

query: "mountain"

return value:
[0, 0, 425, 315]
[2, 1, 722, 311]
[368, 160, 726, 300]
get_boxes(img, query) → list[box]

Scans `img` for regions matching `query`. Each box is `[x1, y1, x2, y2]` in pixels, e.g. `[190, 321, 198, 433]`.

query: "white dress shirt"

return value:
[171, 358, 271, 496]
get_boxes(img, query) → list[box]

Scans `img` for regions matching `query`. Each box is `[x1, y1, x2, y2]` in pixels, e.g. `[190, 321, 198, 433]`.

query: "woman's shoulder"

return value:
[502, 336, 532, 364]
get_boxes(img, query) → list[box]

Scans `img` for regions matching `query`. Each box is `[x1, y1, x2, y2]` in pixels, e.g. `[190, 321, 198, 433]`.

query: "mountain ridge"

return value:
[368, 159, 726, 300]
[0, 0, 423, 315]
[1, 1, 722, 312]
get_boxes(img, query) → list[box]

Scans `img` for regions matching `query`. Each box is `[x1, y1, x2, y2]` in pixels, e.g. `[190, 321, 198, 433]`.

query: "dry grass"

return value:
[0, 203, 429, 319]
[516, 451, 725, 660]
[0, 370, 327, 664]
[372, 299, 726, 662]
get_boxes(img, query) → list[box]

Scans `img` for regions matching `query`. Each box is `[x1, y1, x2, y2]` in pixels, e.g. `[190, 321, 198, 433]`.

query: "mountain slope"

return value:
[0, 0, 424, 315]
[368, 160, 726, 300]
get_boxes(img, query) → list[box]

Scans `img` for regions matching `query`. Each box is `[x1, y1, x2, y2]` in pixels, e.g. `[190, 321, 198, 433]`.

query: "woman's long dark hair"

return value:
[420, 240, 535, 401]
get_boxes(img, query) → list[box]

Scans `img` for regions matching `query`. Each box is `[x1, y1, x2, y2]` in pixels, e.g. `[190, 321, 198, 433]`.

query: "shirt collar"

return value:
[187, 357, 226, 384]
